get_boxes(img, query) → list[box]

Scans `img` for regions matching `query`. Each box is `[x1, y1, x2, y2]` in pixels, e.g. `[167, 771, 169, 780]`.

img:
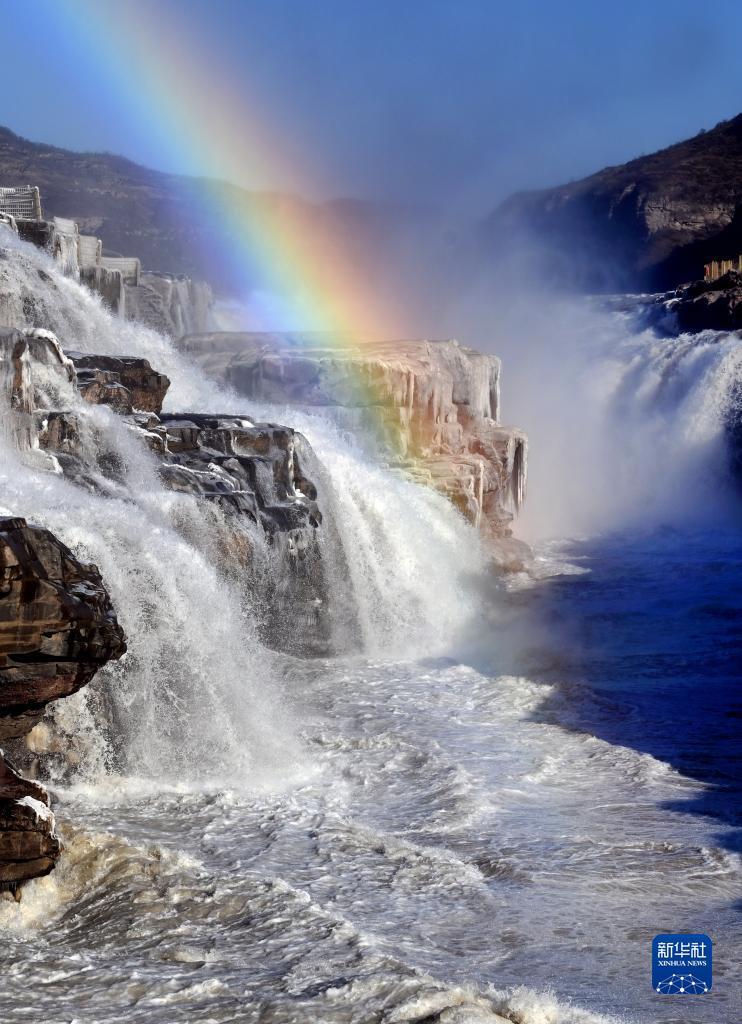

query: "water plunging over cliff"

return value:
[0, 230, 740, 1023]
[497, 297, 742, 540]
[0, 228, 484, 785]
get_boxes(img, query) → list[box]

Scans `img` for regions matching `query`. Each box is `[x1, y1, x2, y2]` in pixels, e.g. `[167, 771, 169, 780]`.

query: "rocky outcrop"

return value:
[0, 326, 328, 652]
[68, 351, 171, 414]
[0, 758, 59, 889]
[178, 332, 527, 542]
[647, 270, 742, 334]
[0, 517, 126, 740]
[486, 112, 742, 292]
[154, 414, 320, 531]
[0, 516, 125, 889]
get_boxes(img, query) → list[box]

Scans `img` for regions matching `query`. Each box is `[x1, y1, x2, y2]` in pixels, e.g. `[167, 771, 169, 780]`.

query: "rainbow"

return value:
[55, 0, 404, 339]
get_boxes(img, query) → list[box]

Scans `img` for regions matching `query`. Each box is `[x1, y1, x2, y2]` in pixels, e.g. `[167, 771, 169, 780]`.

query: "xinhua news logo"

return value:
[652, 934, 712, 995]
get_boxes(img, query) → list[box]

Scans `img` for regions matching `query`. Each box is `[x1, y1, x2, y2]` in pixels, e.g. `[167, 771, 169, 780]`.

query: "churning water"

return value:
[0, 232, 740, 1024]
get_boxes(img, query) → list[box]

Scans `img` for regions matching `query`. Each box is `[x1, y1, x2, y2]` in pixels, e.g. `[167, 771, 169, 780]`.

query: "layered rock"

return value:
[178, 332, 527, 541]
[57, 350, 320, 538]
[68, 351, 171, 414]
[0, 759, 59, 889]
[0, 516, 125, 889]
[0, 328, 329, 653]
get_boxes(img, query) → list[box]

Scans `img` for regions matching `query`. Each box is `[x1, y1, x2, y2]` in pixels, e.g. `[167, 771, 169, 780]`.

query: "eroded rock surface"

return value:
[178, 332, 527, 541]
[67, 351, 171, 414]
[0, 516, 125, 888]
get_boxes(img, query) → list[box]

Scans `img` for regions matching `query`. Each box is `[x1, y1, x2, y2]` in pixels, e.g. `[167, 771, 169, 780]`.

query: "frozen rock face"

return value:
[178, 332, 527, 540]
[15, 218, 80, 280]
[0, 326, 77, 466]
[7, 217, 212, 337]
[123, 273, 213, 338]
[79, 265, 124, 314]
[0, 516, 126, 889]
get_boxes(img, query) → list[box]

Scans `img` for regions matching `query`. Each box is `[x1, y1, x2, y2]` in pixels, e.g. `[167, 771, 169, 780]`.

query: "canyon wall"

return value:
[486, 113, 742, 292]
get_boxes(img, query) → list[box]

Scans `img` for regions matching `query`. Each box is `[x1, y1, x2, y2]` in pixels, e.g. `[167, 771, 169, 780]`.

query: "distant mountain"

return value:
[0, 126, 412, 295]
[485, 114, 742, 292]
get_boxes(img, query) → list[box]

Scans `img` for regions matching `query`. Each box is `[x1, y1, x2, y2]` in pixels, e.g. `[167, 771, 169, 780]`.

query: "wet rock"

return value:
[0, 758, 59, 888]
[13, 330, 329, 654]
[0, 516, 125, 889]
[0, 516, 126, 740]
[155, 413, 320, 531]
[67, 351, 171, 413]
[651, 270, 742, 333]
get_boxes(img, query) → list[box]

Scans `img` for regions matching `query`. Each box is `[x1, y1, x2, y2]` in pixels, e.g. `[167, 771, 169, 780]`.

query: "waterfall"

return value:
[0, 227, 483, 788]
[500, 298, 742, 539]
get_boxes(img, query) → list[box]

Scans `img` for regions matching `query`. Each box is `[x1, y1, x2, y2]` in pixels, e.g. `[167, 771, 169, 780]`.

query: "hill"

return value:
[0, 126, 408, 295]
[486, 114, 742, 291]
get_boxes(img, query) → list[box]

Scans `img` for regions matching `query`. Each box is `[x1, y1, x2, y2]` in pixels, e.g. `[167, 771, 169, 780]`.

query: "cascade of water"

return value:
[504, 301, 742, 539]
[0, 227, 485, 787]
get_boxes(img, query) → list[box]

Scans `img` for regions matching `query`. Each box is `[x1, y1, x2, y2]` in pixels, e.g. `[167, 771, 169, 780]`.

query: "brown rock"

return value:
[0, 516, 127, 739]
[0, 758, 59, 887]
[66, 351, 170, 413]
[0, 516, 125, 890]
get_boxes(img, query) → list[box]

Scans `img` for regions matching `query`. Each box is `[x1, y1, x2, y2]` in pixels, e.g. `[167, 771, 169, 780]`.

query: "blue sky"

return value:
[2, 0, 742, 212]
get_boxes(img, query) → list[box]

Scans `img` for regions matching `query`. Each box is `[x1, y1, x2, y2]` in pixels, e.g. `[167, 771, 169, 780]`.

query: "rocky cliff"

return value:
[178, 332, 527, 549]
[0, 516, 125, 890]
[487, 113, 742, 291]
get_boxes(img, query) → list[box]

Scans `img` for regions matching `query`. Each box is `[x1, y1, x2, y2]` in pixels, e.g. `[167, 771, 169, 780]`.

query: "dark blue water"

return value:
[527, 529, 741, 858]
[489, 528, 741, 1021]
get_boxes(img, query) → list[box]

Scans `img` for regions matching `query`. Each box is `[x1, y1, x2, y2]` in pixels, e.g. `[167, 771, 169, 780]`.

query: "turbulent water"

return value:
[0, 233, 740, 1024]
